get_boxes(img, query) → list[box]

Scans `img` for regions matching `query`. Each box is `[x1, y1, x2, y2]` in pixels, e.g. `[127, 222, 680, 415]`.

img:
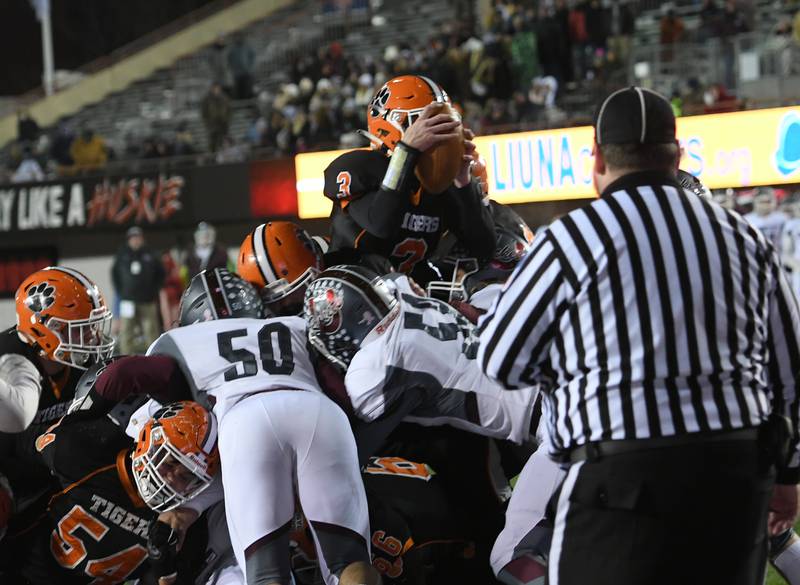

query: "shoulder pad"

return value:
[324, 149, 388, 203]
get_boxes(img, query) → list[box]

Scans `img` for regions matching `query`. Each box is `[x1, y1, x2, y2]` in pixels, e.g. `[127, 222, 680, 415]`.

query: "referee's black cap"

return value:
[594, 87, 676, 145]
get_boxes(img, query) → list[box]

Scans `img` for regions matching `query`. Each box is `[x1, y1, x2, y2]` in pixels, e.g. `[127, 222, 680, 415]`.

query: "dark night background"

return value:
[0, 0, 218, 96]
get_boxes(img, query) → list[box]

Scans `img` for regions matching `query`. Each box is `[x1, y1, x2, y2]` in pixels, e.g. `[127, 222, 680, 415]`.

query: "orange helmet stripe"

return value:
[252, 224, 278, 284]
[46, 266, 102, 310]
[200, 410, 218, 454]
[418, 76, 446, 103]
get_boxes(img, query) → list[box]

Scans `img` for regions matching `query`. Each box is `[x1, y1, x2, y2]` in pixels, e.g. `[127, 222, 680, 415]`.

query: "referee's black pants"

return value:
[547, 439, 774, 585]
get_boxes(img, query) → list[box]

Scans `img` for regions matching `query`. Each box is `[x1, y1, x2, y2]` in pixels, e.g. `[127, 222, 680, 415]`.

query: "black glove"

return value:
[147, 520, 179, 580]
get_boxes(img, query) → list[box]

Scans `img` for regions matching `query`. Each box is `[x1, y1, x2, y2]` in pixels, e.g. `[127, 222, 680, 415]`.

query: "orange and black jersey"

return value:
[6, 415, 155, 585]
[324, 149, 495, 284]
[0, 327, 82, 524]
[364, 456, 480, 585]
[0, 326, 81, 426]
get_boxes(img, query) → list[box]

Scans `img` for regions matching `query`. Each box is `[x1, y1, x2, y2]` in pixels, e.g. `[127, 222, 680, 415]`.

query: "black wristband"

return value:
[381, 141, 420, 192]
[776, 466, 800, 485]
[147, 520, 179, 579]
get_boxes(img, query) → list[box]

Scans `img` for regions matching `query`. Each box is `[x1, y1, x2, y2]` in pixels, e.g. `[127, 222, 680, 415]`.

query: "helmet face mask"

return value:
[366, 75, 450, 152]
[15, 267, 115, 370]
[304, 266, 399, 370]
[426, 257, 480, 302]
[132, 402, 219, 513]
[49, 307, 114, 369]
[261, 266, 320, 316]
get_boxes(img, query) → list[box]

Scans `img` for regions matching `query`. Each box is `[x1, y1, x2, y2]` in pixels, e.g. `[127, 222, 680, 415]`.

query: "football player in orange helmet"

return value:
[238, 221, 395, 317]
[132, 401, 219, 514]
[1, 266, 114, 433]
[323, 75, 495, 286]
[0, 267, 114, 546]
[238, 221, 325, 316]
[0, 400, 219, 584]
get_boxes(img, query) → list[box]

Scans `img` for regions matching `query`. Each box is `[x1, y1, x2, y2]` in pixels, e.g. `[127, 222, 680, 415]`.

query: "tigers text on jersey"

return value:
[147, 317, 320, 422]
[323, 149, 495, 279]
[18, 416, 154, 585]
[346, 293, 536, 444]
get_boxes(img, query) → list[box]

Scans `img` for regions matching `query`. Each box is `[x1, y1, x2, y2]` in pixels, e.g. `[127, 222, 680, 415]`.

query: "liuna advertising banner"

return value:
[294, 106, 800, 219]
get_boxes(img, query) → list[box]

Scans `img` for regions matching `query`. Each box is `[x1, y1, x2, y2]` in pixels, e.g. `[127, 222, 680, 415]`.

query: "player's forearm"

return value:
[346, 143, 420, 240]
[444, 180, 496, 260]
[0, 354, 42, 433]
[96, 355, 190, 404]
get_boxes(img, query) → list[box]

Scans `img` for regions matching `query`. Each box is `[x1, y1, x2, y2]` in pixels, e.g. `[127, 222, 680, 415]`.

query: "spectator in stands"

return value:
[568, 1, 589, 81]
[608, 0, 635, 68]
[141, 137, 159, 159]
[208, 36, 231, 94]
[660, 8, 685, 45]
[227, 33, 256, 100]
[339, 98, 362, 134]
[718, 0, 749, 87]
[70, 126, 108, 172]
[699, 0, 722, 37]
[510, 90, 537, 124]
[660, 8, 685, 63]
[529, 76, 559, 110]
[173, 122, 196, 156]
[510, 14, 539, 92]
[50, 123, 74, 172]
[215, 136, 247, 163]
[185, 221, 230, 278]
[11, 147, 44, 184]
[683, 77, 706, 115]
[703, 83, 739, 113]
[353, 74, 374, 107]
[553, 0, 574, 84]
[483, 98, 513, 128]
[246, 112, 268, 147]
[585, 0, 610, 54]
[16, 110, 40, 144]
[720, 0, 750, 35]
[111, 226, 165, 355]
[201, 82, 231, 152]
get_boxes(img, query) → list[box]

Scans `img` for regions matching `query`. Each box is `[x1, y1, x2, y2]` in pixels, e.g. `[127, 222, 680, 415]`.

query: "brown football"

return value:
[414, 103, 465, 194]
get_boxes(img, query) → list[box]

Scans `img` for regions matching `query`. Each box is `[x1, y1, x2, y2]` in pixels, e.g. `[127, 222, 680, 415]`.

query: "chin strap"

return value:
[355, 129, 387, 150]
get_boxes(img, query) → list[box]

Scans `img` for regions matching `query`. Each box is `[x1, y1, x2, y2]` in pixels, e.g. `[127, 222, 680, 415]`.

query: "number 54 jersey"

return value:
[147, 317, 321, 422]
[346, 292, 538, 445]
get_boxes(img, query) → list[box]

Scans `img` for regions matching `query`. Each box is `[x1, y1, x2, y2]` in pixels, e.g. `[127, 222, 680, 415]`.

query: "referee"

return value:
[478, 87, 800, 585]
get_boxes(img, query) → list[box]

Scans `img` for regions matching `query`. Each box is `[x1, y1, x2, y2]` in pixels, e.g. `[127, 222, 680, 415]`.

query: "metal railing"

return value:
[629, 31, 800, 101]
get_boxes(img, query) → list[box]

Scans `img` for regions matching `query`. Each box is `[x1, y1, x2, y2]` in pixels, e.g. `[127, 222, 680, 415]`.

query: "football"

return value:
[414, 103, 465, 194]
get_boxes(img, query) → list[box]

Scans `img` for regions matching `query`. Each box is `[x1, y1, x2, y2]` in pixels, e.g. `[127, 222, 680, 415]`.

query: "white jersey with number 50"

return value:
[147, 316, 321, 422]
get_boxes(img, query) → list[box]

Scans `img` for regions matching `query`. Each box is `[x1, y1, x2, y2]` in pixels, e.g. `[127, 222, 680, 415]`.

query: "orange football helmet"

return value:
[237, 221, 324, 316]
[366, 75, 450, 152]
[15, 267, 114, 370]
[132, 401, 219, 513]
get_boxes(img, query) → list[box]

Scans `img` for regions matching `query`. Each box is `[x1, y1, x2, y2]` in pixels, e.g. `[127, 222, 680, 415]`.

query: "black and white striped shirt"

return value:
[478, 171, 800, 477]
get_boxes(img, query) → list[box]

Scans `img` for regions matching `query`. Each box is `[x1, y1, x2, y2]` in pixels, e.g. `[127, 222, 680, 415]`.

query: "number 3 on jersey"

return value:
[217, 322, 295, 381]
[336, 171, 352, 200]
[391, 238, 428, 273]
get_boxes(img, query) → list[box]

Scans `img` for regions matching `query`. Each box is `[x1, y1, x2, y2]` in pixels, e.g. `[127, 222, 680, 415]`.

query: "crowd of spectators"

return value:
[244, 0, 639, 156]
[4, 0, 800, 182]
